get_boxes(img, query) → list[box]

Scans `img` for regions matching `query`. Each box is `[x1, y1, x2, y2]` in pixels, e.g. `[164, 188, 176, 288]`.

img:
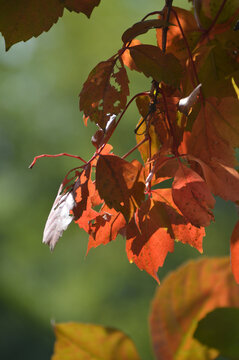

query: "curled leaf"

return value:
[43, 184, 75, 251]
[122, 19, 169, 44]
[178, 83, 202, 115]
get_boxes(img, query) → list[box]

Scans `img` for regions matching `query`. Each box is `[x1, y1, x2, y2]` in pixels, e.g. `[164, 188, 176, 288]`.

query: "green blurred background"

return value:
[0, 1, 237, 359]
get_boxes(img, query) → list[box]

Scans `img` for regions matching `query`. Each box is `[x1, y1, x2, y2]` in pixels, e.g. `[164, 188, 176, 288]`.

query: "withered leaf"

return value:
[43, 184, 75, 251]
[80, 57, 129, 129]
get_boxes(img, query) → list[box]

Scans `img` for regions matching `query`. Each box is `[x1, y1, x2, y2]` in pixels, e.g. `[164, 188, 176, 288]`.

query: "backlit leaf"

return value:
[157, 7, 200, 61]
[129, 44, 183, 88]
[230, 221, 239, 284]
[121, 39, 142, 71]
[172, 164, 215, 227]
[87, 204, 126, 253]
[95, 155, 145, 222]
[126, 198, 174, 283]
[122, 19, 168, 44]
[149, 257, 239, 360]
[52, 322, 141, 360]
[194, 307, 239, 360]
[80, 57, 129, 129]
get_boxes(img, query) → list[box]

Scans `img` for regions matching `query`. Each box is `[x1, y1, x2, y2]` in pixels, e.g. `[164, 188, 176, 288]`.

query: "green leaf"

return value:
[52, 322, 141, 360]
[129, 44, 183, 88]
[149, 257, 239, 360]
[194, 308, 239, 360]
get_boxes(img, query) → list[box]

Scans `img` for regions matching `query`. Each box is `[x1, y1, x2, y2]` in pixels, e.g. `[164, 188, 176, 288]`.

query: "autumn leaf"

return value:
[87, 204, 126, 253]
[230, 220, 239, 284]
[96, 155, 145, 222]
[126, 198, 174, 283]
[121, 39, 142, 71]
[52, 322, 141, 360]
[129, 44, 183, 88]
[122, 19, 169, 44]
[184, 100, 239, 202]
[80, 57, 129, 129]
[157, 7, 200, 61]
[152, 189, 205, 253]
[149, 257, 239, 360]
[43, 184, 75, 251]
[0, 0, 101, 50]
[172, 164, 215, 227]
[73, 165, 99, 233]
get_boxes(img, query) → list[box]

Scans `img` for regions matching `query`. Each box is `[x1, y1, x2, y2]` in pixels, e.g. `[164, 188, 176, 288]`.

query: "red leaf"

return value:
[157, 7, 200, 61]
[65, 0, 101, 18]
[230, 220, 239, 284]
[129, 44, 183, 88]
[80, 57, 129, 129]
[96, 155, 145, 222]
[126, 199, 174, 282]
[121, 39, 142, 71]
[172, 164, 215, 227]
[73, 165, 99, 233]
[87, 205, 126, 253]
[152, 189, 205, 253]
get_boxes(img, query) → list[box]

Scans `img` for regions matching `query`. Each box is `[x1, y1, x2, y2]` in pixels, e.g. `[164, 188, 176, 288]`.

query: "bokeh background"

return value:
[0, 0, 238, 359]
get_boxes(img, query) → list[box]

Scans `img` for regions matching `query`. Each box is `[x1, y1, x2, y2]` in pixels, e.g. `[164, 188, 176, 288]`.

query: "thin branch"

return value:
[122, 137, 148, 159]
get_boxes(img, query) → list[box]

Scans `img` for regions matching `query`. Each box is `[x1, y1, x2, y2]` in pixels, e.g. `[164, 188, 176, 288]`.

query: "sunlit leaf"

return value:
[172, 164, 215, 227]
[230, 220, 239, 284]
[96, 155, 144, 222]
[122, 19, 168, 44]
[80, 57, 129, 129]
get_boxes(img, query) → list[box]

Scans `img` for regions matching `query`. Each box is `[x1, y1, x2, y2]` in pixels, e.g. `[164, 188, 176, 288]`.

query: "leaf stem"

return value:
[29, 153, 87, 169]
[122, 137, 148, 159]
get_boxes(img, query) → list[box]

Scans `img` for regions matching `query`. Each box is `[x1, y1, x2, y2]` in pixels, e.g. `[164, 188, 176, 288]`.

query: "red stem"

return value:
[122, 137, 148, 159]
[29, 153, 87, 169]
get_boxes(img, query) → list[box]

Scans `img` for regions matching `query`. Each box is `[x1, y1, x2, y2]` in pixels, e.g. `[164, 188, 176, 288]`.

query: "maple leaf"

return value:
[152, 188, 205, 253]
[0, 0, 101, 50]
[43, 184, 75, 251]
[129, 44, 183, 88]
[87, 204, 126, 254]
[183, 99, 239, 202]
[126, 198, 174, 283]
[172, 164, 215, 227]
[230, 220, 239, 284]
[79, 57, 129, 129]
[73, 165, 99, 233]
[149, 257, 239, 360]
[95, 155, 145, 222]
